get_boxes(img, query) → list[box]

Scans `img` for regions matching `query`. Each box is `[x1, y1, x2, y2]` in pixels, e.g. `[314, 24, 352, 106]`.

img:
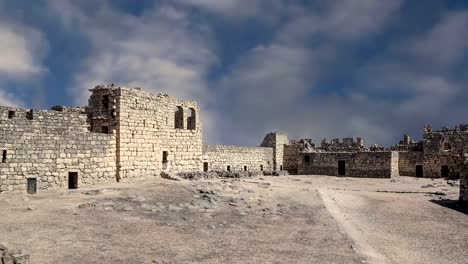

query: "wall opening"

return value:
[174, 106, 184, 129]
[203, 162, 209, 172]
[280, 165, 283, 171]
[304, 155, 311, 163]
[68, 172, 78, 189]
[338, 160, 346, 176]
[227, 166, 231, 172]
[162, 151, 168, 164]
[8, 111, 15, 119]
[441, 165, 449, 178]
[244, 166, 248, 171]
[187, 108, 196, 130]
[260, 165, 264, 171]
[443, 142, 451, 151]
[102, 126, 109, 134]
[26, 110, 33, 120]
[416, 165, 423, 178]
[102, 95, 109, 109]
[27, 178, 37, 194]
[2, 150, 6, 163]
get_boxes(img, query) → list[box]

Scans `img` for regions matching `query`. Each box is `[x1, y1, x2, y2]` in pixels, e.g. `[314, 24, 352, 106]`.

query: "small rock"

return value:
[123, 206, 134, 211]
[26, 206, 35, 211]
[229, 203, 239, 207]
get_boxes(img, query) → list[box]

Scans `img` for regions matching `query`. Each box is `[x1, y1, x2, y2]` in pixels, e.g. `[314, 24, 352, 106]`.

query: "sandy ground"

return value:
[0, 175, 466, 264]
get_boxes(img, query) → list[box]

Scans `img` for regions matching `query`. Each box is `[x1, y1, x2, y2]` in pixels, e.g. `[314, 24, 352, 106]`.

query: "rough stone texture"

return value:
[398, 151, 424, 177]
[0, 106, 117, 193]
[461, 165, 468, 202]
[283, 139, 314, 174]
[297, 151, 398, 178]
[260, 132, 289, 171]
[202, 144, 273, 172]
[0, 243, 29, 264]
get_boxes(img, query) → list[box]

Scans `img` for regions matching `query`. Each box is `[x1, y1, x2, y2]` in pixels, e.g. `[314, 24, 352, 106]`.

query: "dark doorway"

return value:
[338, 160, 346, 176]
[27, 178, 37, 194]
[244, 166, 248, 171]
[203, 162, 209, 172]
[227, 166, 231, 172]
[416, 165, 423, 178]
[68, 172, 78, 189]
[260, 165, 263, 171]
[441, 165, 449, 178]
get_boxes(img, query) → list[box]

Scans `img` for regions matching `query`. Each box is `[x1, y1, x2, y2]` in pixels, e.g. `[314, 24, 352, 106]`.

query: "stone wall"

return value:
[398, 151, 424, 177]
[202, 144, 273, 172]
[261, 132, 289, 171]
[461, 167, 468, 203]
[283, 144, 301, 174]
[422, 154, 463, 179]
[107, 86, 203, 181]
[297, 151, 398, 178]
[0, 106, 116, 193]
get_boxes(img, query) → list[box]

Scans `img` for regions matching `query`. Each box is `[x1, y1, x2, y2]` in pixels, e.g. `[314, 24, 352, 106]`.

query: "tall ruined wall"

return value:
[398, 151, 424, 177]
[461, 167, 468, 203]
[0, 106, 116, 193]
[298, 151, 397, 178]
[202, 145, 273, 172]
[261, 132, 289, 171]
[283, 144, 301, 174]
[115, 87, 202, 181]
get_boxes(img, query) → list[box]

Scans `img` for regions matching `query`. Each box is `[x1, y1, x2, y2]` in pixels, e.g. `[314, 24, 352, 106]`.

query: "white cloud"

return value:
[400, 11, 468, 68]
[0, 89, 24, 107]
[47, 0, 221, 141]
[0, 21, 47, 78]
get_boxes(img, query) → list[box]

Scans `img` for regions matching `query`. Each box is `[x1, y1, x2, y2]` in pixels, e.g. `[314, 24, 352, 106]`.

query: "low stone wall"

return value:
[398, 151, 424, 176]
[298, 151, 398, 178]
[423, 154, 463, 179]
[203, 144, 273, 172]
[0, 106, 117, 193]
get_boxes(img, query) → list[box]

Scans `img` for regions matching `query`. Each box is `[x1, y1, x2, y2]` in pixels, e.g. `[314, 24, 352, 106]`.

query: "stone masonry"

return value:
[1, 84, 468, 202]
[202, 145, 273, 172]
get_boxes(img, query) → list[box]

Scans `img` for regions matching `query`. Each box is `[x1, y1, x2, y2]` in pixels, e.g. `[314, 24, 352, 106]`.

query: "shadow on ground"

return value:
[430, 199, 468, 215]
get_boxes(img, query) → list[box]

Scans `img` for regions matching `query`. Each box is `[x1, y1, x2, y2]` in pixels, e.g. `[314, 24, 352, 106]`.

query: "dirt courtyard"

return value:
[0, 175, 467, 264]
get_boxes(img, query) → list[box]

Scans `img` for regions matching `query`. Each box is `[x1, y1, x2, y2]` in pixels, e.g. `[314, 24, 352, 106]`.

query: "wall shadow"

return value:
[430, 199, 468, 215]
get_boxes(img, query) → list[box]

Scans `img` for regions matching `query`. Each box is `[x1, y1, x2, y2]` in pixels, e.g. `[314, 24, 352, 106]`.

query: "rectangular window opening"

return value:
[101, 126, 109, 134]
[8, 111, 15, 119]
[68, 172, 78, 189]
[102, 95, 109, 109]
[27, 178, 37, 194]
[2, 150, 6, 163]
[203, 162, 209, 172]
[416, 165, 423, 178]
[227, 166, 231, 172]
[260, 165, 264, 171]
[244, 166, 248, 171]
[162, 151, 168, 164]
[26, 110, 33, 120]
[304, 155, 311, 163]
[338, 160, 346, 176]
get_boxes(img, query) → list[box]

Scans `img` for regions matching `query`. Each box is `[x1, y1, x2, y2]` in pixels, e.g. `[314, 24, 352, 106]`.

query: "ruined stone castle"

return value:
[0, 85, 466, 203]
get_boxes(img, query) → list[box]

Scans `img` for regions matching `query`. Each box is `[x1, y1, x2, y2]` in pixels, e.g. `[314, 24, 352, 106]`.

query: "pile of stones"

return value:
[0, 243, 29, 264]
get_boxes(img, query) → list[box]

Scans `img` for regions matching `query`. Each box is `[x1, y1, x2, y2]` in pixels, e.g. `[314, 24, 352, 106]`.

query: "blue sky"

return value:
[1, 0, 468, 146]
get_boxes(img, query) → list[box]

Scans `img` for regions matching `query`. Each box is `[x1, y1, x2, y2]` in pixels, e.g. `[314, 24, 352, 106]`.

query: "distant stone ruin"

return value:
[0, 84, 466, 203]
